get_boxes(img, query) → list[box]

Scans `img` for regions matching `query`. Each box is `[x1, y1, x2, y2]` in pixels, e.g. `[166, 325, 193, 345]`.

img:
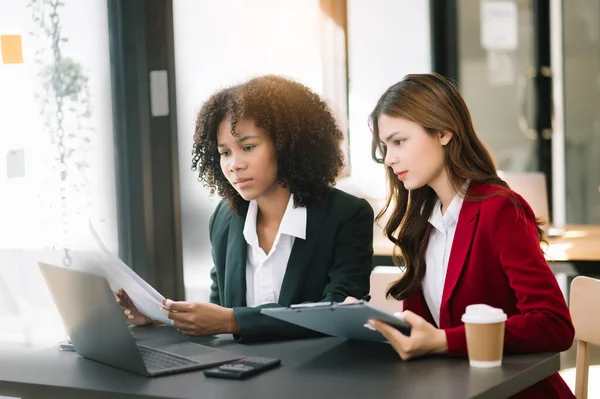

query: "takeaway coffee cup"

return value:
[461, 304, 507, 368]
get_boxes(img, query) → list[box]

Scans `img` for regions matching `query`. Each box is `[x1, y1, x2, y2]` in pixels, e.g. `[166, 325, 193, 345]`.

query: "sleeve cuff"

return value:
[444, 325, 468, 357]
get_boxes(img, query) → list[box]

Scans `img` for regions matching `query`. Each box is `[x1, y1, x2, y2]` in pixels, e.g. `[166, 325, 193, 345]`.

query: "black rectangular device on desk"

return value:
[204, 356, 281, 379]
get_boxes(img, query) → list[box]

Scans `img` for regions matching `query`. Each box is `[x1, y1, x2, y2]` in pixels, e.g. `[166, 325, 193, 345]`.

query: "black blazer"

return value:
[208, 188, 374, 342]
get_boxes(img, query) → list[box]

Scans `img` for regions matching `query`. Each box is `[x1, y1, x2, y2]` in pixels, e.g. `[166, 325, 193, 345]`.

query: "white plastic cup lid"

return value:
[461, 304, 507, 324]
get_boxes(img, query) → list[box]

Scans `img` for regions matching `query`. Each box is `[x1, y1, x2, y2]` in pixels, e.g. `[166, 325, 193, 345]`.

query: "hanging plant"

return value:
[27, 0, 95, 266]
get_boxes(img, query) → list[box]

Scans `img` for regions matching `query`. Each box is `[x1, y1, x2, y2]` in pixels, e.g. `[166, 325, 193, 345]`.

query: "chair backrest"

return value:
[570, 276, 600, 399]
[369, 267, 403, 314]
[497, 171, 550, 233]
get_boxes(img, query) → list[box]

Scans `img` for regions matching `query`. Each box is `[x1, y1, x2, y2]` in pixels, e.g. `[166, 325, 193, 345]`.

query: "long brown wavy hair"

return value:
[369, 73, 544, 301]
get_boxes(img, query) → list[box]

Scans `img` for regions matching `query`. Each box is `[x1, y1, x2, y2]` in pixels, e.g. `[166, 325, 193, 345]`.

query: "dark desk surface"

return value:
[0, 326, 560, 399]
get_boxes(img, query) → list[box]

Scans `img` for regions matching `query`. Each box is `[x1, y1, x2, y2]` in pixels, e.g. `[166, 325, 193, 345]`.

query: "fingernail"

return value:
[127, 314, 134, 320]
[124, 309, 131, 316]
[165, 299, 173, 307]
[363, 322, 376, 331]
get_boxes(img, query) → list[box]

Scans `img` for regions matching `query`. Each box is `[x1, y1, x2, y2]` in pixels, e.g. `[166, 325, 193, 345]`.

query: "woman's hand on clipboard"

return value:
[341, 295, 371, 304]
[342, 296, 359, 304]
[366, 310, 448, 360]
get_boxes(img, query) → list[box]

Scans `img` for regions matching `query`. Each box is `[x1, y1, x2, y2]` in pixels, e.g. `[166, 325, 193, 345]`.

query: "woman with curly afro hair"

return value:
[118, 75, 374, 342]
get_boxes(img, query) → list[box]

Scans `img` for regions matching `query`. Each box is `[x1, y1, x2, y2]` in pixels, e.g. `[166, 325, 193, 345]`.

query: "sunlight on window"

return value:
[346, 0, 431, 201]
[0, 0, 117, 346]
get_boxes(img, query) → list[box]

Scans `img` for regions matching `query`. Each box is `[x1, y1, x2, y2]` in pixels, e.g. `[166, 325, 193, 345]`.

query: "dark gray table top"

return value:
[0, 325, 560, 399]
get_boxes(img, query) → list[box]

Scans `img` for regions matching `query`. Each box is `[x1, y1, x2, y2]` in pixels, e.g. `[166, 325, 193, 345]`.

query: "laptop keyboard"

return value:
[137, 345, 198, 371]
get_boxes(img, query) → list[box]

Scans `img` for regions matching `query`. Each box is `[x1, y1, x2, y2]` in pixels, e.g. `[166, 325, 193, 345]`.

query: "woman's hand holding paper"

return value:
[116, 288, 153, 326]
[160, 299, 241, 336]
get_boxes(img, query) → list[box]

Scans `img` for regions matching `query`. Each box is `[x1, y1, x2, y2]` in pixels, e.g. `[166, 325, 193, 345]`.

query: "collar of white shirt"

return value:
[243, 194, 307, 248]
[428, 180, 470, 233]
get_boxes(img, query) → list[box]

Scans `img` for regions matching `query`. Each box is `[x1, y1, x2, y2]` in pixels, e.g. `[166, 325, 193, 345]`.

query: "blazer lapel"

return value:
[439, 189, 480, 328]
[278, 202, 326, 305]
[224, 212, 247, 308]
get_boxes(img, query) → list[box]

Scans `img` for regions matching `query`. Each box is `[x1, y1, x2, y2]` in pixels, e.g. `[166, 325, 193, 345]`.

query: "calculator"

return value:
[203, 356, 281, 379]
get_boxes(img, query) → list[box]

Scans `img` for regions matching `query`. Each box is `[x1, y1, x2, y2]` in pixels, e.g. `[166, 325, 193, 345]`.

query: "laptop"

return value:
[38, 262, 242, 377]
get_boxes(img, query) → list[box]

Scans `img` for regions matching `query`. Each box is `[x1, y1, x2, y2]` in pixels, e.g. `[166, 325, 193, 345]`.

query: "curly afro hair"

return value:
[191, 75, 345, 215]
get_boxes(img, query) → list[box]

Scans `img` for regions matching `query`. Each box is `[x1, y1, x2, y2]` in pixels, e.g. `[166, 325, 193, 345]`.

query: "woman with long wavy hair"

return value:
[352, 73, 574, 398]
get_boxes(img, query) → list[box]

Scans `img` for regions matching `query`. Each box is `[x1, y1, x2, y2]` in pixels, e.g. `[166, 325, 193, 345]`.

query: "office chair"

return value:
[569, 276, 600, 398]
[497, 171, 552, 235]
[369, 267, 404, 314]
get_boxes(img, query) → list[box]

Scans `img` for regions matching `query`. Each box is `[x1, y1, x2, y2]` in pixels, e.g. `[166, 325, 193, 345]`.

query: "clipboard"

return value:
[260, 301, 411, 342]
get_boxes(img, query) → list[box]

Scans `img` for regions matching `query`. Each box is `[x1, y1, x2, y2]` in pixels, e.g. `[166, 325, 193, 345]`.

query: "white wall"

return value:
[346, 0, 432, 200]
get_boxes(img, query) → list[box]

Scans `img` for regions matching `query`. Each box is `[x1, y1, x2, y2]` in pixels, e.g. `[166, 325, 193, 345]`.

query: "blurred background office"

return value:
[1, 0, 599, 391]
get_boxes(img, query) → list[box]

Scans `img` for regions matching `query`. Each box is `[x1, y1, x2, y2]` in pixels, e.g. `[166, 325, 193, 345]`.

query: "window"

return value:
[0, 0, 117, 344]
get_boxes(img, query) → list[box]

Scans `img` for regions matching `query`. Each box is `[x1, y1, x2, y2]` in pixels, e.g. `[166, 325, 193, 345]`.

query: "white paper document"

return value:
[480, 0, 518, 51]
[88, 221, 170, 324]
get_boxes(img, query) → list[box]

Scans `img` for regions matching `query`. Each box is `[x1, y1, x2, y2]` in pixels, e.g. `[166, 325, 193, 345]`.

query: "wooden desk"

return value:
[0, 326, 562, 399]
[373, 224, 600, 267]
[544, 225, 600, 262]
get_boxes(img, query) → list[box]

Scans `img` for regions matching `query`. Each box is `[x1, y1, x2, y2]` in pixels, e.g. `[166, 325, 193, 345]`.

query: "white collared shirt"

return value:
[243, 195, 307, 307]
[422, 183, 469, 327]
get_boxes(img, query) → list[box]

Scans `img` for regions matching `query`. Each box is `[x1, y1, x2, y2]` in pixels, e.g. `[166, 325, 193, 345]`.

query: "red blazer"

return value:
[402, 182, 575, 399]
